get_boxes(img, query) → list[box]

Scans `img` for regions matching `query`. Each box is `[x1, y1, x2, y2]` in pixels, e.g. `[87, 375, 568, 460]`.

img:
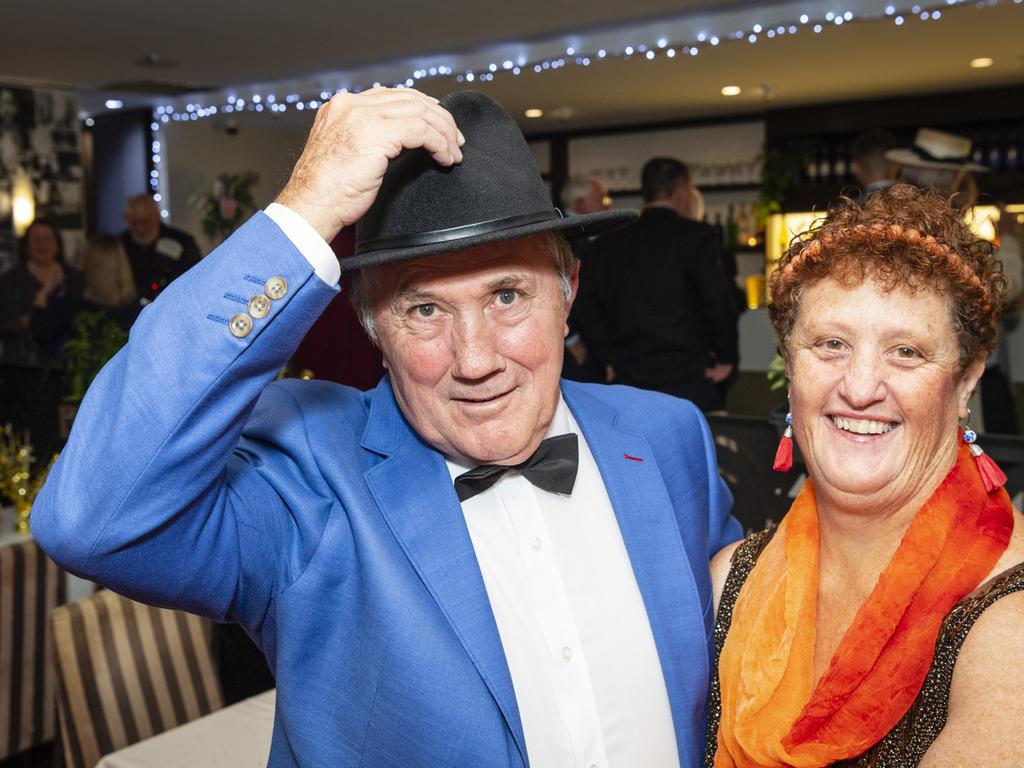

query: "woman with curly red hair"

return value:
[706, 185, 1024, 766]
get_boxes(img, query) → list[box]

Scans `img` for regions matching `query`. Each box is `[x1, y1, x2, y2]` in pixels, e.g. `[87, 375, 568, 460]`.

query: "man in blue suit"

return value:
[33, 89, 741, 767]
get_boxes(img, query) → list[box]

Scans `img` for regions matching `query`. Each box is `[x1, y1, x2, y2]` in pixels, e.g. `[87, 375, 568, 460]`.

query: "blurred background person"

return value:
[80, 233, 140, 331]
[0, 218, 81, 462]
[850, 128, 898, 203]
[121, 193, 201, 304]
[574, 157, 738, 410]
[561, 173, 612, 383]
[0, 217, 81, 366]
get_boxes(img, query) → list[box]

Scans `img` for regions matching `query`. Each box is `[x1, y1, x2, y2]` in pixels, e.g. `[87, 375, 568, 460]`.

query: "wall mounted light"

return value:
[12, 168, 35, 236]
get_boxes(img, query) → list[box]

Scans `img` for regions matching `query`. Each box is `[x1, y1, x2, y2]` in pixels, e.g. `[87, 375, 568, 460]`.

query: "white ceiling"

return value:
[2, 0, 1023, 131]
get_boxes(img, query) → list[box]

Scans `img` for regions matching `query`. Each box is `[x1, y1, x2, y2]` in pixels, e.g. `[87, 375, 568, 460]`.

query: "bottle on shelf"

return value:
[987, 135, 1003, 172]
[712, 212, 725, 248]
[972, 135, 987, 168]
[737, 204, 753, 247]
[816, 141, 831, 184]
[724, 204, 738, 251]
[1005, 136, 1020, 172]
[833, 142, 849, 183]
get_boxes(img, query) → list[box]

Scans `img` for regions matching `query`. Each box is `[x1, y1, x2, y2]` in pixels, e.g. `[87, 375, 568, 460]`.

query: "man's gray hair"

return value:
[350, 231, 577, 345]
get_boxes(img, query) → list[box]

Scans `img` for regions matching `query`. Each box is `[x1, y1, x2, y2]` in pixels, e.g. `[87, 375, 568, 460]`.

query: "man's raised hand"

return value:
[275, 88, 464, 243]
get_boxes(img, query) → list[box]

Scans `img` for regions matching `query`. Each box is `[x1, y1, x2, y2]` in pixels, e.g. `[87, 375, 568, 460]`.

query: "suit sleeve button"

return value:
[248, 294, 271, 318]
[265, 276, 288, 300]
[229, 313, 253, 338]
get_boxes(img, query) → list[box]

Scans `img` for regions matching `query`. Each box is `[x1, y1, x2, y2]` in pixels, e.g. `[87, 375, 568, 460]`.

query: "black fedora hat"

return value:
[347, 90, 636, 274]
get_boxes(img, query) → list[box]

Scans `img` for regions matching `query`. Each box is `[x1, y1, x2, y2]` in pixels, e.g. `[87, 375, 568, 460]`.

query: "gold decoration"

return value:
[0, 424, 58, 534]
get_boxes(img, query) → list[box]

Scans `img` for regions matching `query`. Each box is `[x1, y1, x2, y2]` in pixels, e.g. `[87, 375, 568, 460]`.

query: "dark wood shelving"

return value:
[610, 183, 761, 197]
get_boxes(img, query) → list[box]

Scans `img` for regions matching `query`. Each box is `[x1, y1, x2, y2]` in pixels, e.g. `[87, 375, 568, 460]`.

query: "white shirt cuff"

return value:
[264, 202, 341, 286]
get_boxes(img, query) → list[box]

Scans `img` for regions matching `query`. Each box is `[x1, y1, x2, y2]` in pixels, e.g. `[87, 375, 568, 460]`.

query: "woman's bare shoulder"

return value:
[919, 573, 1024, 766]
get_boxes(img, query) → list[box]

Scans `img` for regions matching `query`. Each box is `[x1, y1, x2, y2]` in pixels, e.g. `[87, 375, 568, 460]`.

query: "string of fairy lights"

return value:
[142, 0, 1021, 219]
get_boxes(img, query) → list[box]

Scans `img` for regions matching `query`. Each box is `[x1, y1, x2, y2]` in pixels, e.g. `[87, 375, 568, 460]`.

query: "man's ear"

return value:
[957, 356, 986, 418]
[565, 259, 580, 312]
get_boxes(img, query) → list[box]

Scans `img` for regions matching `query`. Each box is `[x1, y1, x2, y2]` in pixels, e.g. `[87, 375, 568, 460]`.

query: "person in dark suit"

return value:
[574, 157, 739, 411]
[120, 194, 201, 303]
[851, 128, 898, 204]
[33, 92, 740, 767]
[561, 174, 612, 383]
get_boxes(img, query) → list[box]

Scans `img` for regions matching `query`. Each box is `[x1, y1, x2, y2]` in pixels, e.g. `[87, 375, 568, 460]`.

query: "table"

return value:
[95, 690, 276, 768]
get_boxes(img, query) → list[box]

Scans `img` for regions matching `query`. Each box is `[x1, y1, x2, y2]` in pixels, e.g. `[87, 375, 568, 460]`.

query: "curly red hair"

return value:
[768, 185, 1007, 372]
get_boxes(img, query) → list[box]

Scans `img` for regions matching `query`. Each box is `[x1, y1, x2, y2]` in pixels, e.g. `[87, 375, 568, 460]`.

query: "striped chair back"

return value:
[50, 590, 224, 768]
[0, 538, 67, 760]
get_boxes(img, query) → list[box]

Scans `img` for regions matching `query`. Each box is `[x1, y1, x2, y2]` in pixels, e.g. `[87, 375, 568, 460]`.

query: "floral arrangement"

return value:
[193, 171, 260, 242]
[0, 424, 57, 533]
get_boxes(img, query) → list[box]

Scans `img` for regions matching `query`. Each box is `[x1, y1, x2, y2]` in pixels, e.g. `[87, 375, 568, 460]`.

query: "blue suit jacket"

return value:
[33, 213, 741, 767]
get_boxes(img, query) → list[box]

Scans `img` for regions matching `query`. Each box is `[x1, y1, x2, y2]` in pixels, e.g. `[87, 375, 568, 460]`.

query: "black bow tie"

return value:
[454, 434, 579, 502]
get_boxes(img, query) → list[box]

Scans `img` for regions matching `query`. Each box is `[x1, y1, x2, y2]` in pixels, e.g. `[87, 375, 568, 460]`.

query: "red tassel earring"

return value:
[963, 411, 1007, 493]
[773, 412, 793, 472]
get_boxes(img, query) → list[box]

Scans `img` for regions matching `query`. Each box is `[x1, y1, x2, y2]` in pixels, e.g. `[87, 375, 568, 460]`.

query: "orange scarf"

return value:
[715, 442, 1013, 767]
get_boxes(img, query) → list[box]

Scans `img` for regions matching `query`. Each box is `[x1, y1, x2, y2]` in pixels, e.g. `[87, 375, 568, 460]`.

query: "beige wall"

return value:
[161, 111, 313, 253]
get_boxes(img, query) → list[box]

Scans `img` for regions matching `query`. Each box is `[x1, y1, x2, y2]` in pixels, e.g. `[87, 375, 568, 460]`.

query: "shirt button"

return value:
[264, 276, 288, 300]
[229, 313, 253, 338]
[562, 646, 573, 662]
[529, 537, 542, 551]
[248, 294, 271, 318]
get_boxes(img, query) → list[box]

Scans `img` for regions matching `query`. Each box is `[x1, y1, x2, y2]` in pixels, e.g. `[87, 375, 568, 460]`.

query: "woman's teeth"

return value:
[832, 416, 895, 435]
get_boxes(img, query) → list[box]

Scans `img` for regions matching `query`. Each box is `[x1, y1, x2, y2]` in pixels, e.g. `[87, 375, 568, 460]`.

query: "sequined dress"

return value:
[705, 527, 1024, 768]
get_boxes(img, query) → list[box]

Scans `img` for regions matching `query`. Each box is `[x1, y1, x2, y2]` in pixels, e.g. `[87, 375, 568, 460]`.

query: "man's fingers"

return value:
[381, 116, 459, 166]
[369, 99, 462, 161]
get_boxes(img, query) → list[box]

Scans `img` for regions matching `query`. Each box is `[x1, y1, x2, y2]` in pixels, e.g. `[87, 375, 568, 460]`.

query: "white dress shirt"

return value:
[266, 205, 680, 767]
[447, 400, 678, 768]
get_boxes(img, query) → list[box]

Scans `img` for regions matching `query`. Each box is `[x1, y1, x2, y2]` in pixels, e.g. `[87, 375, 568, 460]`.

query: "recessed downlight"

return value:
[970, 57, 994, 68]
[524, 108, 544, 118]
[105, 99, 124, 110]
[721, 85, 742, 96]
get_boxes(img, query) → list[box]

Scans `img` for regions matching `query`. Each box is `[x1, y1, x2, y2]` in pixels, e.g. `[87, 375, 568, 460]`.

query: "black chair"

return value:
[705, 414, 806, 535]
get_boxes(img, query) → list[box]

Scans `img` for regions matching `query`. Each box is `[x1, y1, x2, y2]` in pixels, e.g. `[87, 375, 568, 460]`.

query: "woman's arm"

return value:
[711, 540, 742, 615]
[919, 589, 1024, 767]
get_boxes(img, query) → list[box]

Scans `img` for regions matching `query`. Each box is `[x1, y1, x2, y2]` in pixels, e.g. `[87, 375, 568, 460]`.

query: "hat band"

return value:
[355, 209, 562, 255]
[910, 144, 973, 166]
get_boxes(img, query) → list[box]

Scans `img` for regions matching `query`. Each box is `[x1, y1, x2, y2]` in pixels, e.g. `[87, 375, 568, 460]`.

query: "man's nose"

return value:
[451, 315, 505, 381]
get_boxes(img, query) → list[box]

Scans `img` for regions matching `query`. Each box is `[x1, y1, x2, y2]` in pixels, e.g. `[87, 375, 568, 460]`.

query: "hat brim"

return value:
[341, 208, 637, 276]
[885, 148, 988, 173]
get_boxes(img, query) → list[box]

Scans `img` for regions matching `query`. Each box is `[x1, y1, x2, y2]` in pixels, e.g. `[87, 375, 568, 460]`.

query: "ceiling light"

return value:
[524, 108, 543, 118]
[105, 99, 124, 110]
[970, 57, 994, 68]
[721, 86, 742, 96]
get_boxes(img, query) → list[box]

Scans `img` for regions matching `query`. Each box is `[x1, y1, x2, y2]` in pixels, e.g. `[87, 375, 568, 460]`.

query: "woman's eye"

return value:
[896, 346, 918, 359]
[415, 304, 436, 318]
[824, 338, 844, 350]
[497, 290, 517, 306]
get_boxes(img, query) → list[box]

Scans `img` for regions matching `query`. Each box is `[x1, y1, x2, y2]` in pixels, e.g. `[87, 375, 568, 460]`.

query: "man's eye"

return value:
[497, 290, 517, 305]
[415, 304, 436, 318]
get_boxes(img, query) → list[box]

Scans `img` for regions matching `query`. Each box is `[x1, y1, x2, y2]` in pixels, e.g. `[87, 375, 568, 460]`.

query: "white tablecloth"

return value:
[95, 690, 276, 768]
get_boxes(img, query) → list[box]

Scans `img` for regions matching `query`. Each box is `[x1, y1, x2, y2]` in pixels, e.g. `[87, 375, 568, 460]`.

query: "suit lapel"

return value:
[361, 380, 528, 766]
[563, 383, 709, 755]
